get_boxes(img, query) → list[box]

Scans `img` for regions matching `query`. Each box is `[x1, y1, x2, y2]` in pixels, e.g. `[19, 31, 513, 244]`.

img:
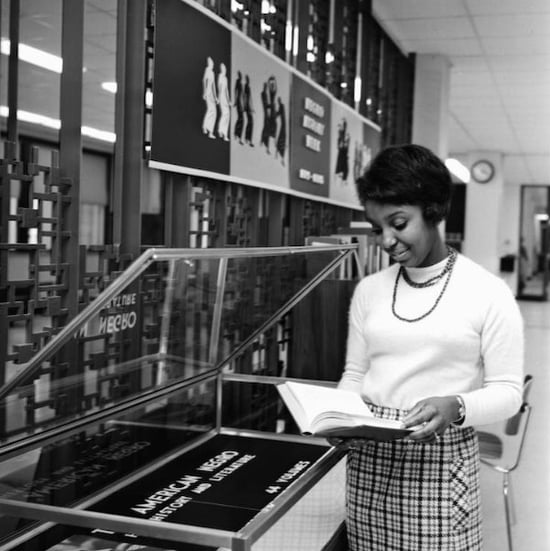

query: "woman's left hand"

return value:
[401, 396, 460, 443]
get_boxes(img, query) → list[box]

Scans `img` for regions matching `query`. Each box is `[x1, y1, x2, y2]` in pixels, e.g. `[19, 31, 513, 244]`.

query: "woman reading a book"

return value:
[333, 144, 524, 550]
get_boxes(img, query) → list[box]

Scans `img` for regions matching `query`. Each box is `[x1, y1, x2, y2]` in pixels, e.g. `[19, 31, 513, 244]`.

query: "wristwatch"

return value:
[454, 395, 466, 425]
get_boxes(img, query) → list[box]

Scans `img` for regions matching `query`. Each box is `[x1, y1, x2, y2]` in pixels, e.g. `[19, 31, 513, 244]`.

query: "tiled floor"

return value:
[481, 300, 550, 550]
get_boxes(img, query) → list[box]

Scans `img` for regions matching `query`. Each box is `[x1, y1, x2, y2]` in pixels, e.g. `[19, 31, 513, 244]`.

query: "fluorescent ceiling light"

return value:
[0, 105, 115, 143]
[354, 77, 362, 103]
[0, 105, 61, 129]
[285, 22, 292, 52]
[103, 81, 153, 108]
[81, 126, 116, 143]
[1, 39, 63, 73]
[445, 158, 470, 183]
[101, 81, 117, 93]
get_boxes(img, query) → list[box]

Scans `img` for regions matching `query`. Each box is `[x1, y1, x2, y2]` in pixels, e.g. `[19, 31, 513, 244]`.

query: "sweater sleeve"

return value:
[338, 280, 370, 393]
[460, 280, 524, 427]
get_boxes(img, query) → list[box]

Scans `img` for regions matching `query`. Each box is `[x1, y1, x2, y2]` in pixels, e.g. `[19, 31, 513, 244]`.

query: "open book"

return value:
[277, 381, 414, 441]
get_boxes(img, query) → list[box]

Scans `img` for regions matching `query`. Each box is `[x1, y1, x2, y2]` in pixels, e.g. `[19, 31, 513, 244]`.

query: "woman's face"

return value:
[364, 200, 446, 267]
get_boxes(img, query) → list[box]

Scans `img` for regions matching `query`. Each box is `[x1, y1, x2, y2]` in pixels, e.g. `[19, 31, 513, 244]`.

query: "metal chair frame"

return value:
[477, 375, 533, 551]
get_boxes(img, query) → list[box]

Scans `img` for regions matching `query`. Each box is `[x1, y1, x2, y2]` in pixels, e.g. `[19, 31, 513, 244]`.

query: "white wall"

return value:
[412, 54, 451, 158]
[499, 181, 521, 292]
[451, 152, 522, 292]
[412, 56, 524, 292]
[462, 152, 503, 274]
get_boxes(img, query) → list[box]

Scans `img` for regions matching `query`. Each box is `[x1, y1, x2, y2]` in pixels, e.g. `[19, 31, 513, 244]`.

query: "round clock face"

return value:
[471, 160, 495, 183]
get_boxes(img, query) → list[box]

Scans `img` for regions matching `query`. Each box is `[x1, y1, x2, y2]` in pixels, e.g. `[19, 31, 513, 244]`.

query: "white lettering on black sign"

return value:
[128, 451, 257, 523]
[298, 169, 324, 185]
[264, 460, 311, 494]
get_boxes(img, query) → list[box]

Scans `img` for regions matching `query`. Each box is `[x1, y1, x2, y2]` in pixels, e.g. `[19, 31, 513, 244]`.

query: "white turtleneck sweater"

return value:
[338, 252, 524, 427]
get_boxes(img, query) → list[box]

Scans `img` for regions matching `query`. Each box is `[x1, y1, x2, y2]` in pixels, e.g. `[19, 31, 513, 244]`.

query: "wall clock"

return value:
[471, 159, 495, 183]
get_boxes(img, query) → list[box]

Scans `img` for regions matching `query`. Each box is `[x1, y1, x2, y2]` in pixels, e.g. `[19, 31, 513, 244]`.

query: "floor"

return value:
[519, 273, 547, 299]
[481, 299, 550, 550]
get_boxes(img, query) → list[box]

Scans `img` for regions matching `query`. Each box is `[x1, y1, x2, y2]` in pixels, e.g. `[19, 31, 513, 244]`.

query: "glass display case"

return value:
[0, 244, 365, 551]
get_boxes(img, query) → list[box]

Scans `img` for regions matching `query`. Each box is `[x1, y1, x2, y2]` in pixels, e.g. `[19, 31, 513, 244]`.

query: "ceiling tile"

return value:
[465, 0, 550, 16]
[449, 56, 490, 71]
[406, 38, 482, 56]
[387, 17, 475, 41]
[473, 13, 550, 37]
[482, 36, 550, 56]
[373, 0, 467, 20]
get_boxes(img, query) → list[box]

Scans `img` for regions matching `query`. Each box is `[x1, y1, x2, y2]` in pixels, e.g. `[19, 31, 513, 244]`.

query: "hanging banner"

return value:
[150, 0, 381, 210]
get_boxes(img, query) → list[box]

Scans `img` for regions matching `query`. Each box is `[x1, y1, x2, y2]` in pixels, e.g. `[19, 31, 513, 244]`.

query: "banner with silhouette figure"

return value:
[150, 0, 381, 210]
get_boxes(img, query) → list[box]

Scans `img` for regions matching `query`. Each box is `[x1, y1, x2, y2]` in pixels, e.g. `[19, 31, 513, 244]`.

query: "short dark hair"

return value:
[356, 144, 453, 224]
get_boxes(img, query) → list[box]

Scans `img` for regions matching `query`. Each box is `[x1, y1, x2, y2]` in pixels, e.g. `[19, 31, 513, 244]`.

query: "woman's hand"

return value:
[402, 396, 460, 443]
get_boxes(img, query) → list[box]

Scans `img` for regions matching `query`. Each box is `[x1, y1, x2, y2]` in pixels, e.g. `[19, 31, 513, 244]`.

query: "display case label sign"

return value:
[90, 434, 327, 532]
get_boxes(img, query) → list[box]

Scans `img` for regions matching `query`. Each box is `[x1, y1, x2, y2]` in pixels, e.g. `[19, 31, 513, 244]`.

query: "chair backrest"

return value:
[478, 374, 533, 472]
[505, 374, 533, 435]
[500, 374, 533, 471]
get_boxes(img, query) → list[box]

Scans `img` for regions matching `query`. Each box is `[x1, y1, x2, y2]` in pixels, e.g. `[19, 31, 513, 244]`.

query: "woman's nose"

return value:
[382, 231, 396, 250]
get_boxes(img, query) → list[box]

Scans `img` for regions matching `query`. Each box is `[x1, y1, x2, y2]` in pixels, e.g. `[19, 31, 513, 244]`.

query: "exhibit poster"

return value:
[150, 0, 381, 210]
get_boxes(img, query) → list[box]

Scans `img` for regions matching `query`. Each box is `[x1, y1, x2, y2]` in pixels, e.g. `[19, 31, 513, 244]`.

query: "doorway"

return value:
[517, 185, 550, 300]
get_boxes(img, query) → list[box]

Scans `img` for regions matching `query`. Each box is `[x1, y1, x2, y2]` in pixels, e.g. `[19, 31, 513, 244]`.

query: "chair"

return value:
[477, 374, 533, 551]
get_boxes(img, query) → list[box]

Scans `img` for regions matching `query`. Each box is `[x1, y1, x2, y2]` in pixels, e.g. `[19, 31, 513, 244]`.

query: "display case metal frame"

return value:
[0, 244, 361, 551]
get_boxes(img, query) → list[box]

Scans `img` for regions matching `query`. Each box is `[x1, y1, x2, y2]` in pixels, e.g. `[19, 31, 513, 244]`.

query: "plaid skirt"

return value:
[346, 403, 482, 551]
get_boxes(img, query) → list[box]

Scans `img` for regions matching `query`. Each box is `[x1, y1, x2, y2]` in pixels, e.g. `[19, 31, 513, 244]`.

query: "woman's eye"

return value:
[394, 221, 407, 231]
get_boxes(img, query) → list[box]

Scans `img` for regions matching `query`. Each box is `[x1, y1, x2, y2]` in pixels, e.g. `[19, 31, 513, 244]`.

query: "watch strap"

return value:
[453, 395, 466, 425]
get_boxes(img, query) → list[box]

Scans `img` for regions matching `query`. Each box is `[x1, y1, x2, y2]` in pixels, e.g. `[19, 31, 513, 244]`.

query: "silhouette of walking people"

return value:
[233, 70, 244, 144]
[275, 97, 286, 164]
[243, 74, 254, 146]
[202, 56, 218, 138]
[216, 62, 230, 141]
[335, 117, 350, 181]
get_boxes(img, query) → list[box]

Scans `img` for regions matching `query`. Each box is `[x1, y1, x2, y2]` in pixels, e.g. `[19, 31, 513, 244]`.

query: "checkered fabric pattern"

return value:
[346, 403, 482, 551]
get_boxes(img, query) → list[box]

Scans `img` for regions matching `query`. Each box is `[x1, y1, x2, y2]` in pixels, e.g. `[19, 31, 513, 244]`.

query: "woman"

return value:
[335, 144, 524, 550]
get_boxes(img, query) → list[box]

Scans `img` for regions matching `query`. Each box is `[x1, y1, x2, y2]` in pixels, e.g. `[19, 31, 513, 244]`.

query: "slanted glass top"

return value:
[0, 245, 359, 548]
[0, 245, 359, 453]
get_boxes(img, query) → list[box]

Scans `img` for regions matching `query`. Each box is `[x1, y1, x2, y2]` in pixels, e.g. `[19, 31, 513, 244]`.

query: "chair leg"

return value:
[503, 471, 514, 551]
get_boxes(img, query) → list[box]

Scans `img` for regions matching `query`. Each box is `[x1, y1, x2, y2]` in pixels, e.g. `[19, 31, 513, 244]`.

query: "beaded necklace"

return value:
[391, 247, 457, 323]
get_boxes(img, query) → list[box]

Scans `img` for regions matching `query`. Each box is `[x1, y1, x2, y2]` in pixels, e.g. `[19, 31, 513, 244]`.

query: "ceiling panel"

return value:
[373, 0, 550, 186]
[481, 36, 550, 57]
[473, 14, 550, 37]
[404, 38, 483, 56]
[383, 17, 475, 41]
[464, 0, 550, 16]
[450, 57, 490, 71]
[374, 0, 468, 19]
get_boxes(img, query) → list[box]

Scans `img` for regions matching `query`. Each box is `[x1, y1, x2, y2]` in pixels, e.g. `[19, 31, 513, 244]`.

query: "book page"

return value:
[278, 382, 413, 441]
[280, 382, 375, 432]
